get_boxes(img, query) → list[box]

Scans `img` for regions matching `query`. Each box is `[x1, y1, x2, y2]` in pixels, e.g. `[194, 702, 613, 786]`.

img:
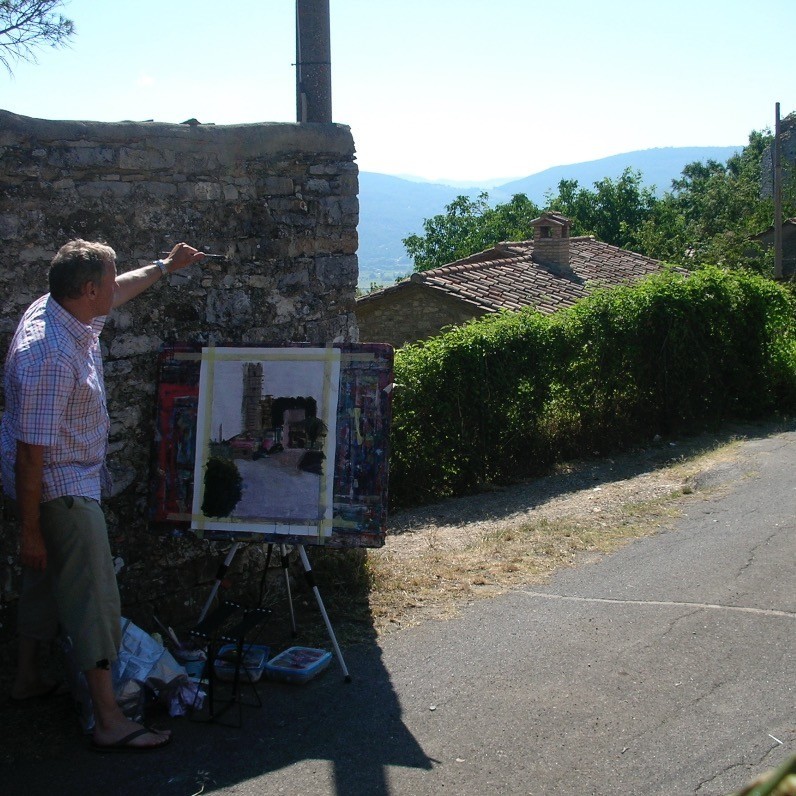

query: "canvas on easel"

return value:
[151, 343, 393, 548]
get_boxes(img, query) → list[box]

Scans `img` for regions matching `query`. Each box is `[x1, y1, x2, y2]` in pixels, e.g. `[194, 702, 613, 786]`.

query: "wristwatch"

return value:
[154, 259, 169, 277]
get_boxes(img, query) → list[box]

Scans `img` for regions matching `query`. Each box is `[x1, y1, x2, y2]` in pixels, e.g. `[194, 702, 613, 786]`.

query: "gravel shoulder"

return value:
[365, 419, 794, 632]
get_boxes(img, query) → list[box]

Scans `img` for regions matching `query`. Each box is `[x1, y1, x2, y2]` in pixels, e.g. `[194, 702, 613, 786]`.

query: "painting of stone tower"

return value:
[242, 362, 263, 433]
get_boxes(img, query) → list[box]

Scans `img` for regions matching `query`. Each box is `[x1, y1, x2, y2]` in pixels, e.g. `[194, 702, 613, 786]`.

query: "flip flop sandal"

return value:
[91, 727, 172, 754]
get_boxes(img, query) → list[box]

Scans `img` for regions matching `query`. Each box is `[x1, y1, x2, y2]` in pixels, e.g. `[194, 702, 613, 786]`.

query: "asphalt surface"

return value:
[1, 429, 794, 795]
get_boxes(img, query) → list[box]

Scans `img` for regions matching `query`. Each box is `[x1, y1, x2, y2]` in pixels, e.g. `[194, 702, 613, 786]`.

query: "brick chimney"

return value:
[531, 212, 573, 276]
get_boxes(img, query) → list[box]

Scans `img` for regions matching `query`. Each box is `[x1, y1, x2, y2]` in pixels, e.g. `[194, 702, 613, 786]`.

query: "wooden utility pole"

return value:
[295, 0, 332, 123]
[774, 102, 783, 279]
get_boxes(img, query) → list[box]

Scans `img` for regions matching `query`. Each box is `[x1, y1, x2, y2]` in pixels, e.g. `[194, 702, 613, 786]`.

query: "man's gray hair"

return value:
[49, 240, 116, 300]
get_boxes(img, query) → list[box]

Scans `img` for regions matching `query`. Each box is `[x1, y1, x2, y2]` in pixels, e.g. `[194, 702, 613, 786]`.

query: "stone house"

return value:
[752, 218, 796, 278]
[356, 213, 669, 348]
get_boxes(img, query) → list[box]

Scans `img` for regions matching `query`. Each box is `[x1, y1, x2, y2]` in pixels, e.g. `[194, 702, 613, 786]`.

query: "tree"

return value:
[403, 175, 658, 273]
[0, 1, 75, 75]
[545, 168, 660, 251]
[637, 127, 796, 271]
[403, 124, 796, 278]
[404, 192, 541, 272]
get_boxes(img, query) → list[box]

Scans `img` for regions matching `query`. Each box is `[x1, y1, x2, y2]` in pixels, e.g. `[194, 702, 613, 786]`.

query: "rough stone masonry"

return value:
[0, 109, 360, 629]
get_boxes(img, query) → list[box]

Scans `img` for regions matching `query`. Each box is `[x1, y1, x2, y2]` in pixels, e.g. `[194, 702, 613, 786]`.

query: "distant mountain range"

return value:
[356, 146, 741, 289]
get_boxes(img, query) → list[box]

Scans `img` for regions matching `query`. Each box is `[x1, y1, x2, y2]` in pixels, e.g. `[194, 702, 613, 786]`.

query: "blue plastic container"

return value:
[265, 646, 332, 684]
[182, 659, 206, 680]
[213, 643, 269, 682]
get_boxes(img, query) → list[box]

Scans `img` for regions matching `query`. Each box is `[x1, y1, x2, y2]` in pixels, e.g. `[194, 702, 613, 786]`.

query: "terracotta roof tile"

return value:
[358, 238, 672, 314]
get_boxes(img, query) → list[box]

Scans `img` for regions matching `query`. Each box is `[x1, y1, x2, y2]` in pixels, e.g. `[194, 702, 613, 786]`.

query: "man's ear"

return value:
[82, 279, 99, 298]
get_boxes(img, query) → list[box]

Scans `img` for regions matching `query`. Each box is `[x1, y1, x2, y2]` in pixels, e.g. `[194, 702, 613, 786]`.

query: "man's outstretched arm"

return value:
[113, 243, 205, 308]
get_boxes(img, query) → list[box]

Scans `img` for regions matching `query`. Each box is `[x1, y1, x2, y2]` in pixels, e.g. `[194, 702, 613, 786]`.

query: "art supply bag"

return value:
[63, 617, 193, 732]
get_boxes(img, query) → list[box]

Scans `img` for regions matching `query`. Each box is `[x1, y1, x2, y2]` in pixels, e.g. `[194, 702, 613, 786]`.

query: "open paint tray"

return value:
[264, 646, 332, 684]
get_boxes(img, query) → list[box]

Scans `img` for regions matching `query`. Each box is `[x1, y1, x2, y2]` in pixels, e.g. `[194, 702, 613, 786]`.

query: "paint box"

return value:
[264, 646, 332, 684]
[174, 647, 208, 680]
[213, 644, 269, 683]
[182, 659, 206, 680]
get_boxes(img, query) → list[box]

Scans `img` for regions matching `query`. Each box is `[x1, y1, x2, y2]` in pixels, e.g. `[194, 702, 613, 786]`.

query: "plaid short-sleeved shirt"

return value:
[1, 294, 110, 502]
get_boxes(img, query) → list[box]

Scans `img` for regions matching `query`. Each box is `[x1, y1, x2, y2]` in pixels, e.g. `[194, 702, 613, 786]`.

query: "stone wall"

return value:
[356, 281, 485, 348]
[0, 110, 359, 629]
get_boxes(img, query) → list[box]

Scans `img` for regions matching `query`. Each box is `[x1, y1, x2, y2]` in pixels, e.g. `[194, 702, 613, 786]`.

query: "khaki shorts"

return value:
[17, 496, 122, 671]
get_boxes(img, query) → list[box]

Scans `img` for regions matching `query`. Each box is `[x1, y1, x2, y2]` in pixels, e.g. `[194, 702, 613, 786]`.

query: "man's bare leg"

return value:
[86, 667, 171, 749]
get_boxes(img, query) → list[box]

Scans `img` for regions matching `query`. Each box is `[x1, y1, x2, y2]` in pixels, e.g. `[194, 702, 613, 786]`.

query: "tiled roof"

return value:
[752, 218, 796, 238]
[358, 237, 669, 315]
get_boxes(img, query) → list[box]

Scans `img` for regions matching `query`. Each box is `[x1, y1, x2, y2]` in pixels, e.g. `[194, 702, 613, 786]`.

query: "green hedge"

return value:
[389, 267, 796, 508]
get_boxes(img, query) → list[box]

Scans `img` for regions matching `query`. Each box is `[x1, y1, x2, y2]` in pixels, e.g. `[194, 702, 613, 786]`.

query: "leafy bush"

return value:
[389, 267, 796, 507]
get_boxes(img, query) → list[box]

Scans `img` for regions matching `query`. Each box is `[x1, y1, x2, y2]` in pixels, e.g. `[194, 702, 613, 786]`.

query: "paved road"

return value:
[3, 430, 794, 795]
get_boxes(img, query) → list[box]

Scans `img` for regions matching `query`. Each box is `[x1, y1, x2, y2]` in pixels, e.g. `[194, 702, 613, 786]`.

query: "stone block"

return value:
[315, 254, 358, 284]
[205, 288, 252, 325]
[17, 246, 54, 263]
[309, 164, 344, 176]
[305, 178, 332, 195]
[119, 147, 176, 171]
[109, 333, 163, 358]
[0, 213, 20, 240]
[191, 181, 223, 201]
[278, 269, 310, 288]
[78, 181, 133, 199]
[263, 176, 294, 195]
[48, 146, 116, 168]
[135, 181, 178, 198]
[319, 198, 342, 224]
[336, 174, 359, 196]
[246, 274, 271, 289]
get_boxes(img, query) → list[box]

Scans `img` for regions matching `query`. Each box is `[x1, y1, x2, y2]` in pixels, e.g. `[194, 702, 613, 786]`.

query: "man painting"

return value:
[1, 240, 204, 751]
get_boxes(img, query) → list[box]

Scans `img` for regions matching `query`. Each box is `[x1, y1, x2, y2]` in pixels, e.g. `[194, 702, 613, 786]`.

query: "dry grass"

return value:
[365, 493, 682, 632]
[357, 431, 754, 635]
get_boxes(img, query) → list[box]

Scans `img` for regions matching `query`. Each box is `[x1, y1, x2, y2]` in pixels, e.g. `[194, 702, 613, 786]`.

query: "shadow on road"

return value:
[387, 418, 796, 536]
[0, 555, 434, 795]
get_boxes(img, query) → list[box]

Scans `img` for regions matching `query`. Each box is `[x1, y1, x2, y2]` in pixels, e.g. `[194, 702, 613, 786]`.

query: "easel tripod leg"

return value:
[198, 541, 241, 623]
[297, 545, 351, 682]
[280, 544, 298, 637]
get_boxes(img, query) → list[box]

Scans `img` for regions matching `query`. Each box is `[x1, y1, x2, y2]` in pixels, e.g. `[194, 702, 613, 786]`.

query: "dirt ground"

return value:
[364, 419, 789, 632]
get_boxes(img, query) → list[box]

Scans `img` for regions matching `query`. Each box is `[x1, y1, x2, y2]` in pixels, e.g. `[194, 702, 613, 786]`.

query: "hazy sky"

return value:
[2, 0, 793, 182]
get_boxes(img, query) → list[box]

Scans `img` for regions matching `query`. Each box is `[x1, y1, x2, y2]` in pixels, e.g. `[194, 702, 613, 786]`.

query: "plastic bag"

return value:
[62, 617, 198, 732]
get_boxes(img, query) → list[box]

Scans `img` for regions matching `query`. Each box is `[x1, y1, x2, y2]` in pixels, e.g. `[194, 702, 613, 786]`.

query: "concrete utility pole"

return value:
[774, 102, 783, 279]
[295, 0, 332, 123]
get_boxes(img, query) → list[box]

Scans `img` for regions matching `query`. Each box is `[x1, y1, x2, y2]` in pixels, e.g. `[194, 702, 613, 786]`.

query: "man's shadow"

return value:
[0, 545, 435, 796]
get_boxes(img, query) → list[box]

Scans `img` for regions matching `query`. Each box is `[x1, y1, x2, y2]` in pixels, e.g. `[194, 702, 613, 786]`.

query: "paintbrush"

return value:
[152, 613, 182, 647]
[160, 252, 226, 259]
